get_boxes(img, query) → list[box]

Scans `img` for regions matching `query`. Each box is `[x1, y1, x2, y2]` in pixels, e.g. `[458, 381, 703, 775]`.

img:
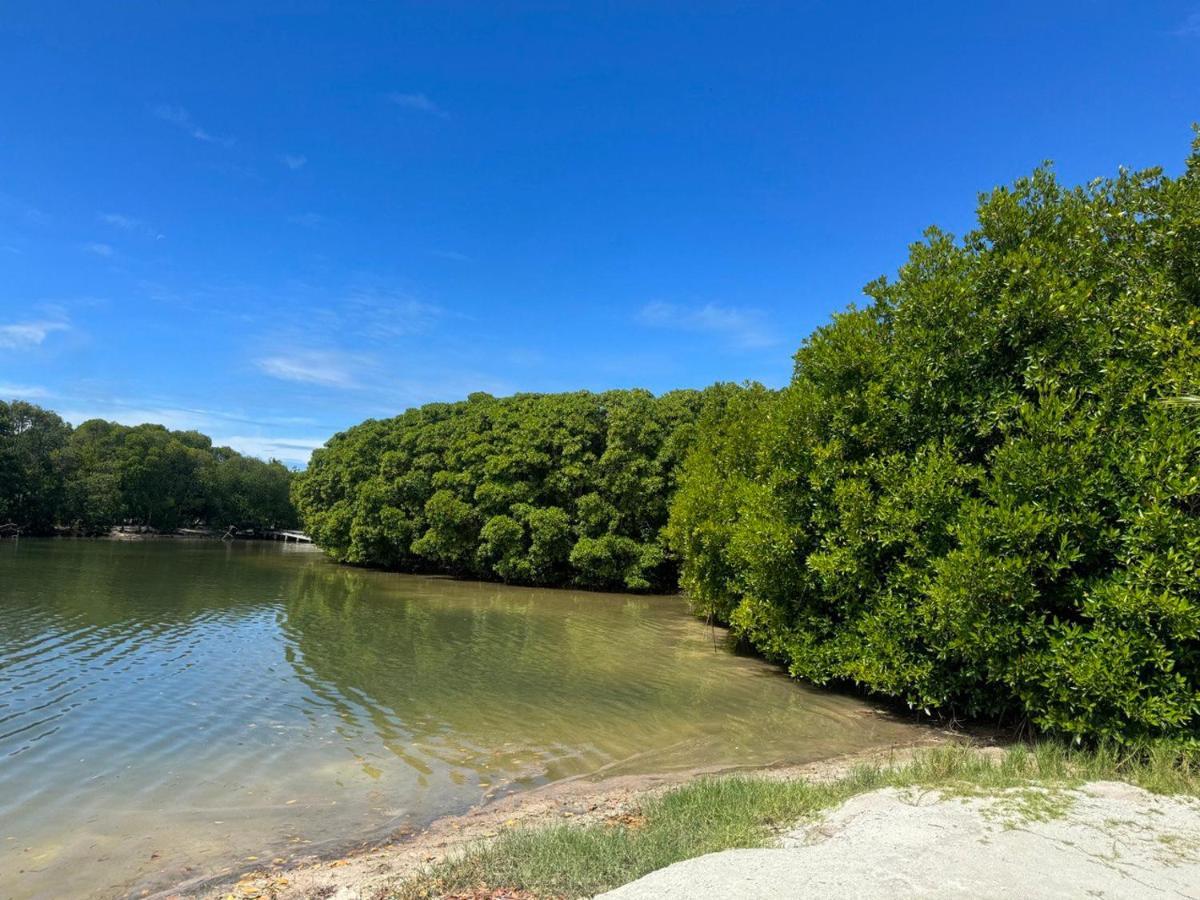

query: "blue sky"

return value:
[1, 2, 1198, 465]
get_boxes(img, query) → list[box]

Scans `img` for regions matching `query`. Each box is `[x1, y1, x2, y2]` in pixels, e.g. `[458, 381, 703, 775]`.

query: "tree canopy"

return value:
[0, 401, 297, 533]
[668, 141, 1200, 741]
[291, 388, 731, 591]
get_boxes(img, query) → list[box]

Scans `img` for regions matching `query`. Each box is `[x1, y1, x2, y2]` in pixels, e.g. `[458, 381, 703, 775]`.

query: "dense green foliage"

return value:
[669, 143, 1200, 741]
[0, 400, 297, 532]
[292, 389, 726, 591]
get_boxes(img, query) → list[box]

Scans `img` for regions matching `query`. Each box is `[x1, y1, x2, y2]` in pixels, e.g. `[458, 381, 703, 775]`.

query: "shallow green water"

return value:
[0, 539, 923, 898]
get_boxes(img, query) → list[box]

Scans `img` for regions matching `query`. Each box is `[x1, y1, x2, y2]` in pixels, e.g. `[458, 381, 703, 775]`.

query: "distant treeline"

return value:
[0, 401, 297, 534]
[291, 388, 733, 592]
[297, 139, 1200, 741]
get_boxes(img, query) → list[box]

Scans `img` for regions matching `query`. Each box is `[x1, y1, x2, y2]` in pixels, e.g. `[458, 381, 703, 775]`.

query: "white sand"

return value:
[600, 781, 1200, 899]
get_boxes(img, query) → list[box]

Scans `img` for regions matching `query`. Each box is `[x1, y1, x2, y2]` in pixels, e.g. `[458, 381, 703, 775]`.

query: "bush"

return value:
[292, 388, 734, 591]
[668, 138, 1200, 741]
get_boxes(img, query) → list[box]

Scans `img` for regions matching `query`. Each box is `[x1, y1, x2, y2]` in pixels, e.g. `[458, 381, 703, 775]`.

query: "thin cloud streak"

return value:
[387, 92, 448, 118]
[287, 212, 325, 228]
[338, 288, 444, 340]
[99, 212, 141, 229]
[1176, 11, 1200, 36]
[256, 352, 357, 388]
[0, 383, 50, 399]
[637, 301, 778, 350]
[427, 249, 472, 262]
[215, 434, 325, 464]
[0, 318, 69, 349]
[281, 154, 307, 170]
[99, 213, 164, 240]
[153, 103, 235, 146]
[55, 399, 330, 465]
[56, 397, 326, 431]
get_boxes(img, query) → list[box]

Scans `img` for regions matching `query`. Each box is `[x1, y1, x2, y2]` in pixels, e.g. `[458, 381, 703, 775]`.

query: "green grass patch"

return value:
[393, 741, 1200, 899]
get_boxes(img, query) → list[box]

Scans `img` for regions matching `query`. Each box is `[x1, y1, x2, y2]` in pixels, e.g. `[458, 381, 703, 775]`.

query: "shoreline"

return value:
[162, 735, 963, 900]
[2, 528, 312, 543]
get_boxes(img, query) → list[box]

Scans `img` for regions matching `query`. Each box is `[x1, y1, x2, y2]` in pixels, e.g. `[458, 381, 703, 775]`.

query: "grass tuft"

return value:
[392, 741, 1200, 899]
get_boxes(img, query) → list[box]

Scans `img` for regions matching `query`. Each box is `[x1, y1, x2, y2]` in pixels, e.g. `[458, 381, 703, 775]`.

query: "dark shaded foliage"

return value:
[0, 401, 296, 532]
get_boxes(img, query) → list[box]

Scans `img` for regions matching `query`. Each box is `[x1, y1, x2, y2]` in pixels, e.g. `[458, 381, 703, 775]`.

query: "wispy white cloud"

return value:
[59, 404, 202, 432]
[56, 399, 329, 465]
[281, 153, 308, 170]
[0, 318, 70, 349]
[153, 103, 235, 146]
[1176, 11, 1200, 35]
[0, 383, 50, 399]
[0, 193, 50, 226]
[256, 351, 358, 388]
[83, 242, 114, 257]
[427, 249, 472, 262]
[99, 212, 140, 229]
[338, 288, 444, 340]
[201, 160, 261, 180]
[99, 212, 164, 240]
[637, 301, 778, 350]
[213, 434, 324, 464]
[287, 212, 326, 228]
[387, 92, 448, 118]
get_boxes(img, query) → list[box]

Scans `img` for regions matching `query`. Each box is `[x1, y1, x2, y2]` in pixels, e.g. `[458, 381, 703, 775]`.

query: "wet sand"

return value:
[168, 737, 958, 900]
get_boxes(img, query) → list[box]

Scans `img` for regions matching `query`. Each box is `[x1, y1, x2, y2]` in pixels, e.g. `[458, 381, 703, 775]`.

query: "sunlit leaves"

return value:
[670, 137, 1200, 741]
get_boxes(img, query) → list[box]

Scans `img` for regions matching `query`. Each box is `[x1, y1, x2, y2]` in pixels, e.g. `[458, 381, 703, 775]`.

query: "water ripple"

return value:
[0, 539, 924, 900]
